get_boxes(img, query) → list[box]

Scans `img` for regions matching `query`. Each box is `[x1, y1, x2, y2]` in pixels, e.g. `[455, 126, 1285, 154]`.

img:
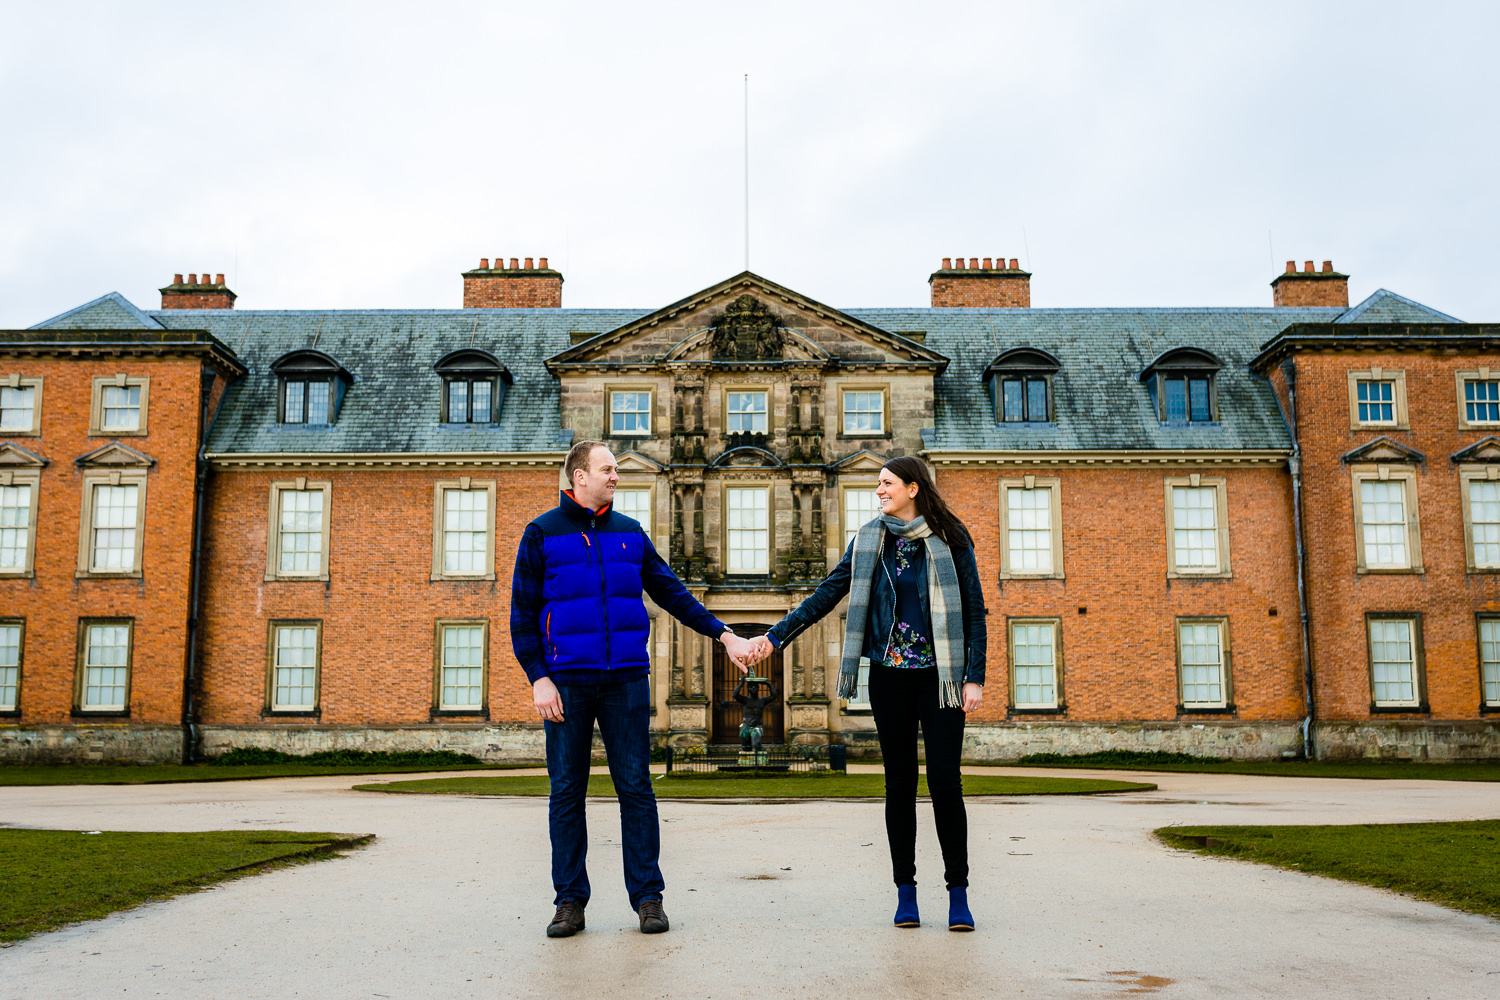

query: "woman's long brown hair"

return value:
[882, 456, 972, 549]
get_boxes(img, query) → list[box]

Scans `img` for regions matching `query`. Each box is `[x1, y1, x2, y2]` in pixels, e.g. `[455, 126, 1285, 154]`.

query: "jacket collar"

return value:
[559, 489, 612, 522]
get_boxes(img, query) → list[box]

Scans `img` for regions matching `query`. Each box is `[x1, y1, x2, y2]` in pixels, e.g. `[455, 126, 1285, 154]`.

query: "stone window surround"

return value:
[430, 477, 497, 582]
[720, 382, 774, 437]
[1175, 615, 1234, 714]
[265, 478, 333, 582]
[837, 383, 891, 439]
[1163, 474, 1232, 579]
[0, 374, 44, 436]
[1476, 612, 1500, 711]
[0, 616, 23, 715]
[89, 374, 150, 437]
[433, 617, 489, 715]
[1454, 368, 1500, 430]
[1457, 465, 1500, 573]
[721, 479, 772, 576]
[610, 480, 656, 539]
[998, 475, 1065, 580]
[837, 612, 872, 711]
[264, 618, 322, 715]
[0, 469, 41, 578]
[1365, 611, 1427, 713]
[1349, 465, 1423, 574]
[1007, 616, 1064, 714]
[75, 469, 148, 579]
[73, 616, 133, 717]
[1345, 367, 1409, 431]
[605, 384, 655, 438]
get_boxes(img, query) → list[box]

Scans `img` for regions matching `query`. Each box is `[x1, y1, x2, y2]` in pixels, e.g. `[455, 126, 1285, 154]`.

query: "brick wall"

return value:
[929, 258, 1032, 308]
[461, 259, 562, 308]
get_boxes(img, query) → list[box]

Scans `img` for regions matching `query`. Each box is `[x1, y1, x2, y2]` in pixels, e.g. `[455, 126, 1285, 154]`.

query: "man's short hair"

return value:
[564, 440, 607, 485]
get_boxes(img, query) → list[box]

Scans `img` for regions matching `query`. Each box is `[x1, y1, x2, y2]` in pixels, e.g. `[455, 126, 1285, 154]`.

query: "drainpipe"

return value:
[181, 369, 221, 763]
[1281, 360, 1317, 760]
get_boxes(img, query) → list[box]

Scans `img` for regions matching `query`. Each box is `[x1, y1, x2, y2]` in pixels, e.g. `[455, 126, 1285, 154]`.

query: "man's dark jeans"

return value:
[544, 675, 664, 911]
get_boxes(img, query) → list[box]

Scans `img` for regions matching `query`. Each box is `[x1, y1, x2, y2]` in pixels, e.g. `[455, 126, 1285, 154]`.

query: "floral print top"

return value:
[883, 536, 937, 669]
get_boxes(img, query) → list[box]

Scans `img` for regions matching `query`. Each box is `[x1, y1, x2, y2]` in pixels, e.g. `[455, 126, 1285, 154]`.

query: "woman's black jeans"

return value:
[868, 663, 968, 889]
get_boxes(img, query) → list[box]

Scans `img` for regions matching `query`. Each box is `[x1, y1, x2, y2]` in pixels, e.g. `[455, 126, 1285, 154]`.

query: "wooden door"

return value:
[711, 623, 784, 746]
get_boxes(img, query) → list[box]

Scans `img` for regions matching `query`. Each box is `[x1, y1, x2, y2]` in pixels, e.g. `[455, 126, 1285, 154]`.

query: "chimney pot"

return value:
[510, 258, 519, 269]
[479, 258, 489, 269]
[539, 257, 548, 269]
[1009, 258, 1019, 270]
[1322, 260, 1333, 273]
[969, 257, 980, 269]
[188, 273, 198, 285]
[1304, 260, 1315, 273]
[215, 273, 224, 285]
[982, 257, 993, 269]
[955, 258, 966, 269]
[173, 273, 183, 285]
[525, 257, 534, 269]
[1285, 261, 1296, 273]
[941, 257, 952, 269]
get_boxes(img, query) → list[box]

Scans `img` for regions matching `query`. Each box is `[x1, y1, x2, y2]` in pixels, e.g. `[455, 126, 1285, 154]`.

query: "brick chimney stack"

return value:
[160, 272, 237, 310]
[929, 257, 1031, 307]
[462, 257, 563, 308]
[1271, 259, 1349, 308]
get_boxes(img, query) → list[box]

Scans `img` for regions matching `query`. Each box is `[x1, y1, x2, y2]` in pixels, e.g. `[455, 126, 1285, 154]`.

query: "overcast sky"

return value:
[2, 1, 1496, 328]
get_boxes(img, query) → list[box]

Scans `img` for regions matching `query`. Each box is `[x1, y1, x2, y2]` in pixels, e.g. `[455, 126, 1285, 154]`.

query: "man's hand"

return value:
[961, 682, 983, 713]
[743, 635, 774, 666]
[720, 631, 757, 675]
[533, 676, 564, 722]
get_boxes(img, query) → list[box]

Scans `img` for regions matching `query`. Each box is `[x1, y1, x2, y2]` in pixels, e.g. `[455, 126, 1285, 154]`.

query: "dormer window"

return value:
[436, 350, 511, 425]
[984, 348, 1059, 424]
[1141, 348, 1223, 425]
[271, 351, 352, 426]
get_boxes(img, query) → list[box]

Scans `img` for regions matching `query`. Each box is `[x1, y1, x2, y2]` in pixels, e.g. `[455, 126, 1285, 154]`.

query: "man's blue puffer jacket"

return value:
[510, 491, 725, 686]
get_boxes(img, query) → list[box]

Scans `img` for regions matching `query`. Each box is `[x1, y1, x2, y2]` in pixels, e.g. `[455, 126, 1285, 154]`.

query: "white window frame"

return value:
[607, 386, 653, 437]
[1345, 368, 1408, 431]
[267, 620, 321, 713]
[999, 476, 1064, 580]
[1456, 368, 1500, 429]
[723, 484, 770, 574]
[0, 375, 43, 436]
[1176, 617, 1232, 711]
[838, 613, 872, 710]
[1478, 615, 1500, 709]
[76, 470, 148, 578]
[0, 470, 40, 578]
[431, 478, 497, 581]
[723, 386, 770, 435]
[1349, 466, 1422, 574]
[842, 486, 881, 550]
[89, 374, 151, 436]
[75, 618, 132, 714]
[435, 618, 488, 713]
[0, 618, 22, 713]
[611, 485, 653, 536]
[266, 478, 333, 581]
[1008, 617, 1062, 711]
[1459, 466, 1500, 573]
[1163, 475, 1230, 579]
[839, 386, 888, 437]
[1366, 614, 1423, 710]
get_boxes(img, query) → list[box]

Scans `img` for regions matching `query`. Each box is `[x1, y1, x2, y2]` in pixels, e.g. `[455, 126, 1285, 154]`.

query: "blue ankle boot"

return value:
[894, 883, 919, 927]
[948, 887, 974, 931]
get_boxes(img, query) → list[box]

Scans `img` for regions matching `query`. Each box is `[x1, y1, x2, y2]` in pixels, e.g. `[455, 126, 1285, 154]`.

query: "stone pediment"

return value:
[75, 442, 156, 469]
[830, 448, 891, 474]
[614, 449, 664, 474]
[0, 442, 48, 468]
[545, 271, 948, 370]
[1451, 437, 1500, 464]
[1342, 437, 1424, 465]
[710, 445, 783, 469]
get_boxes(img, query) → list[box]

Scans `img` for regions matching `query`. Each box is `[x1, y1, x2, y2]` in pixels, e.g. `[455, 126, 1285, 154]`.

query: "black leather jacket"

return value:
[766, 528, 987, 686]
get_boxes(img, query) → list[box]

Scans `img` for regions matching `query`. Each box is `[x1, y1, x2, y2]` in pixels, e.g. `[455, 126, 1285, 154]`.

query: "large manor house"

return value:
[1, 254, 1496, 763]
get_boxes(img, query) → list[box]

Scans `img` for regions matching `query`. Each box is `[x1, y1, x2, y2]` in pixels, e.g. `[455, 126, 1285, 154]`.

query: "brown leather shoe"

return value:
[546, 900, 585, 938]
[637, 898, 669, 934]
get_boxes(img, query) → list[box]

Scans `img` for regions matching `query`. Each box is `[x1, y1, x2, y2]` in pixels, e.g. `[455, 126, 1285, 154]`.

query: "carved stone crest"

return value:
[709, 295, 785, 361]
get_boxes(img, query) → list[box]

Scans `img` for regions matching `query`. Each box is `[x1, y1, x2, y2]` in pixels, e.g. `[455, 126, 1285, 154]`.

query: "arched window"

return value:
[983, 347, 1060, 424]
[270, 351, 352, 426]
[435, 350, 511, 424]
[1140, 348, 1224, 424]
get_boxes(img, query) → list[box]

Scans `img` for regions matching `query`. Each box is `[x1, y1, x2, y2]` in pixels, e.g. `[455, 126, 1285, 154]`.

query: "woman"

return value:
[745, 456, 987, 931]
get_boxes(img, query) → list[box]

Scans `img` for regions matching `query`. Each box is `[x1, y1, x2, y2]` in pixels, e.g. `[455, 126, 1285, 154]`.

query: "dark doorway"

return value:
[711, 622, 784, 745]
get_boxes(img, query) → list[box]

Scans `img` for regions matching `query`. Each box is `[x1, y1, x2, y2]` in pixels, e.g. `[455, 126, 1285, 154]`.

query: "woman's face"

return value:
[876, 467, 919, 522]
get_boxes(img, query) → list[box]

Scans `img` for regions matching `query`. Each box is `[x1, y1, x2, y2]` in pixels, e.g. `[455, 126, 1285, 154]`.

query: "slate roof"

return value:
[1335, 288, 1462, 325]
[29, 288, 1464, 457]
[847, 307, 1344, 452]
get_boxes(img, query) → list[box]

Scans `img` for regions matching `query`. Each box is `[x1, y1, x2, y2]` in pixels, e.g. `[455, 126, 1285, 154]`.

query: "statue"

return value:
[726, 675, 780, 753]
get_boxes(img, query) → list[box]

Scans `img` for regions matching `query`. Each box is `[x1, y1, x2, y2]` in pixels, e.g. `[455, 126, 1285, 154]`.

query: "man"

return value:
[511, 440, 757, 938]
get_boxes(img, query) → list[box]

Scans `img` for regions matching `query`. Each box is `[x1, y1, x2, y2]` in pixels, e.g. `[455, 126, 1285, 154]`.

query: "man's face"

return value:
[573, 445, 618, 510]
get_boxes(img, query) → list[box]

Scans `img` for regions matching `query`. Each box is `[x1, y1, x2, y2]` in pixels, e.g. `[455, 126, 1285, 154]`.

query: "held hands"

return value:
[720, 631, 758, 675]
[743, 635, 774, 667]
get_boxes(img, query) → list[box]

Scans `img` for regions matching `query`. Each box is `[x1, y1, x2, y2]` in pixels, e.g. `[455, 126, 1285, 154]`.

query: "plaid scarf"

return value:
[840, 514, 965, 709]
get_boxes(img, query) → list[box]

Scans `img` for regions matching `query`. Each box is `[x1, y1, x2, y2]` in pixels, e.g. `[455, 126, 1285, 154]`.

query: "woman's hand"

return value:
[961, 682, 983, 713]
[744, 635, 775, 665]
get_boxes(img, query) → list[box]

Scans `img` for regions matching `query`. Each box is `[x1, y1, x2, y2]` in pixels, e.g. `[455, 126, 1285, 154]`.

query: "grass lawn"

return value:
[1156, 820, 1500, 920]
[1003, 750, 1500, 782]
[0, 760, 537, 786]
[0, 829, 372, 944]
[354, 771, 1155, 797]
